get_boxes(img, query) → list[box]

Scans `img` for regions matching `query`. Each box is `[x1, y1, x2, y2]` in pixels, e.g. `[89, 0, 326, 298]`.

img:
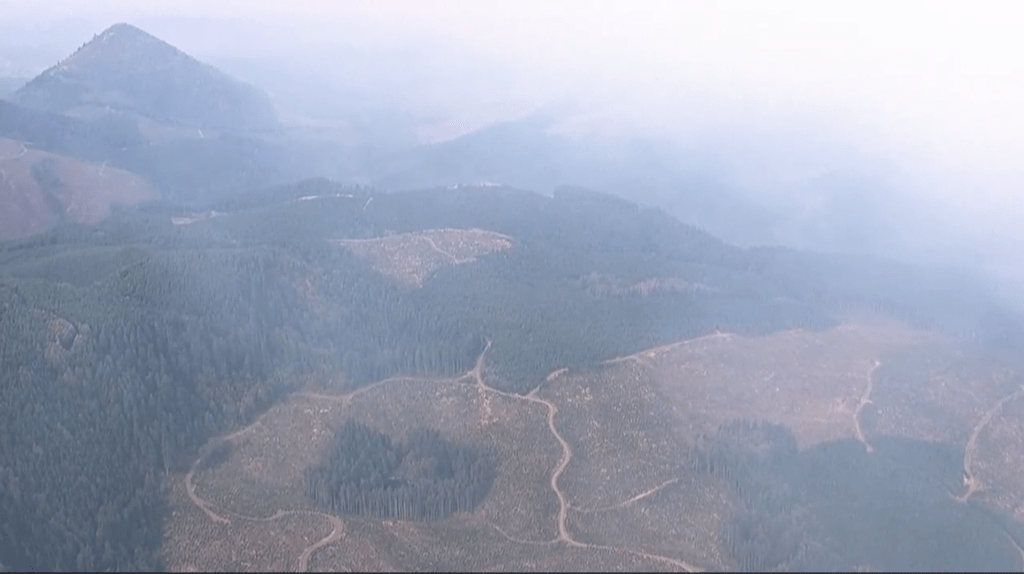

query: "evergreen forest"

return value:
[1, 179, 1022, 570]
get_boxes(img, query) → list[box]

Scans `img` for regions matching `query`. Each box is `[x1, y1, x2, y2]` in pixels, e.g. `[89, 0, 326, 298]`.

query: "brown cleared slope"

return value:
[0, 138, 156, 240]
[163, 319, 1024, 571]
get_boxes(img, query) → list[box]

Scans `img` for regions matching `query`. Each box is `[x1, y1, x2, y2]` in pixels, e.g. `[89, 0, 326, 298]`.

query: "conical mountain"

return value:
[10, 23, 278, 131]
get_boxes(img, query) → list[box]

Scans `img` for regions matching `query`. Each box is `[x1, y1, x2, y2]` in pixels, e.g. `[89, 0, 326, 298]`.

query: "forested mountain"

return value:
[0, 96, 295, 219]
[360, 115, 780, 248]
[0, 100, 146, 160]
[0, 24, 307, 214]
[9, 23, 279, 132]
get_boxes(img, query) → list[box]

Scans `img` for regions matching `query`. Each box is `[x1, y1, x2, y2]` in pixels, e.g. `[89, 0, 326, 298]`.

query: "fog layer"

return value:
[3, 1, 1022, 300]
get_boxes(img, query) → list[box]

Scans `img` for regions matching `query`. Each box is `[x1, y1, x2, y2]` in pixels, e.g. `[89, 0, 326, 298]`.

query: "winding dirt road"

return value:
[467, 341, 579, 545]
[296, 513, 347, 572]
[422, 235, 471, 265]
[185, 437, 352, 571]
[184, 463, 231, 525]
[183, 337, 708, 571]
[532, 395, 579, 546]
[957, 384, 1024, 502]
[471, 342, 701, 569]
[853, 361, 881, 453]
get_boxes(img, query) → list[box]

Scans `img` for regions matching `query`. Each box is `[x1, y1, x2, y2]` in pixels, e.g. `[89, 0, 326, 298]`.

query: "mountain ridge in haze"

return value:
[9, 22, 279, 132]
[1, 23, 304, 213]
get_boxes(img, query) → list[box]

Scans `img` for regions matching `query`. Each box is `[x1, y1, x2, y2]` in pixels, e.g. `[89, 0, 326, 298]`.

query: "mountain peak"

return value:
[10, 23, 278, 132]
[90, 23, 169, 50]
[53, 23, 183, 75]
[97, 22, 155, 39]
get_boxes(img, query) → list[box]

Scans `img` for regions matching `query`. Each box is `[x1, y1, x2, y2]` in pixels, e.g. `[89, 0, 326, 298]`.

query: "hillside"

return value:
[0, 25, 375, 209]
[9, 23, 278, 132]
[2, 180, 1023, 570]
[0, 76, 27, 97]
[0, 97, 300, 216]
[359, 114, 780, 248]
[2, 19, 1024, 573]
[0, 99, 146, 161]
[0, 137, 156, 240]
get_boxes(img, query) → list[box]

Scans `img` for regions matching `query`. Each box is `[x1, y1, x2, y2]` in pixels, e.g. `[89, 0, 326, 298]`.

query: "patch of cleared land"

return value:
[0, 137, 156, 240]
[163, 319, 1024, 571]
[630, 321, 936, 448]
[333, 228, 513, 287]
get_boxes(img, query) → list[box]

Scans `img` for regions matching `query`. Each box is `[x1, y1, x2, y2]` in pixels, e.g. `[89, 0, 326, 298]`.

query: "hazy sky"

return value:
[7, 2, 1020, 184]
[4, 1, 1023, 284]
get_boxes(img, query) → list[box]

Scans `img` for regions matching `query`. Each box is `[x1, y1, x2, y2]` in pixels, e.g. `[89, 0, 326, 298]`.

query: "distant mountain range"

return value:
[0, 22, 920, 261]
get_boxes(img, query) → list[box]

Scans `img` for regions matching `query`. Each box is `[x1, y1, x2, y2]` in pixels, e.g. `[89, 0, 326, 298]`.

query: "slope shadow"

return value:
[695, 421, 1021, 571]
[799, 436, 1018, 571]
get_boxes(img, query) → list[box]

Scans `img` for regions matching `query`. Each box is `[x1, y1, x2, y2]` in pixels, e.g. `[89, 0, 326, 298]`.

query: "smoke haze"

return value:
[4, 1, 1022, 298]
